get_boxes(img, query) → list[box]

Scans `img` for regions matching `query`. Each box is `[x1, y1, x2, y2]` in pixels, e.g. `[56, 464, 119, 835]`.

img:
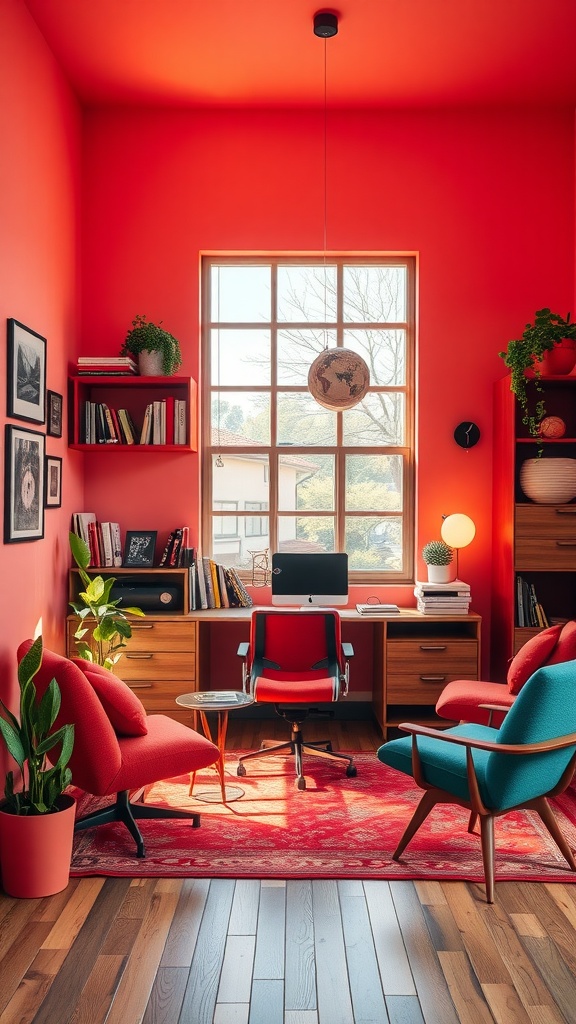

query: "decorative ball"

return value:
[539, 415, 566, 438]
[308, 348, 370, 410]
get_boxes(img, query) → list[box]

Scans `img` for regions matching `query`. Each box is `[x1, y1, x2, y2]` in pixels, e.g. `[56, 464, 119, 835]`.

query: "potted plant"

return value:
[69, 532, 145, 669]
[422, 540, 454, 583]
[499, 308, 576, 437]
[0, 636, 75, 897]
[120, 314, 182, 376]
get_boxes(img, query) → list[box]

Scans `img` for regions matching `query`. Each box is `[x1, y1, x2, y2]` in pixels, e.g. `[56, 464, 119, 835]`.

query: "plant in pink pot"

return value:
[0, 636, 75, 897]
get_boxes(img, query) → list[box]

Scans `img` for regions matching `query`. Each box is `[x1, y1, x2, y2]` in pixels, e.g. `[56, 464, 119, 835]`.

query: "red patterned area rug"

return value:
[69, 752, 576, 881]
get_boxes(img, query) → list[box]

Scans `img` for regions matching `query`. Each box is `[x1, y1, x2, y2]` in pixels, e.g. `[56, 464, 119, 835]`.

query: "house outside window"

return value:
[202, 256, 416, 583]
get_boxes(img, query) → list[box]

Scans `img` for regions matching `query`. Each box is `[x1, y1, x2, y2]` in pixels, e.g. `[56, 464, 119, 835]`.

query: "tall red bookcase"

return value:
[491, 373, 576, 679]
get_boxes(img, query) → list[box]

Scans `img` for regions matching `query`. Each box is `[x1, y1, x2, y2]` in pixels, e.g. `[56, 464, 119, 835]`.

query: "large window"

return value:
[201, 256, 416, 582]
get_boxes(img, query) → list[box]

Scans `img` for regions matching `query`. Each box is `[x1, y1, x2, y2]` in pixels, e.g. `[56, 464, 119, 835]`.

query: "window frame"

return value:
[201, 254, 416, 584]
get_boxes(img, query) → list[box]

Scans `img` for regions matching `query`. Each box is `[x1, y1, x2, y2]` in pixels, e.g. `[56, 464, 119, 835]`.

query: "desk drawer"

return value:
[515, 505, 576, 570]
[122, 620, 196, 652]
[124, 678, 196, 708]
[387, 673, 474, 704]
[386, 640, 478, 674]
[118, 651, 196, 682]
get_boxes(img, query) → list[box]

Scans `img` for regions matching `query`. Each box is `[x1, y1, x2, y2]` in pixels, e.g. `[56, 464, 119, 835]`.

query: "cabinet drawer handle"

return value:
[419, 675, 447, 682]
[556, 541, 576, 547]
[125, 653, 154, 660]
[555, 509, 576, 515]
[127, 682, 153, 690]
[130, 624, 155, 630]
[419, 644, 448, 651]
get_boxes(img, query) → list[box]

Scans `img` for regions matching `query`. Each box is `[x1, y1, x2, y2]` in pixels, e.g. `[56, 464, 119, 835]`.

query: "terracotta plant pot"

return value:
[0, 793, 76, 898]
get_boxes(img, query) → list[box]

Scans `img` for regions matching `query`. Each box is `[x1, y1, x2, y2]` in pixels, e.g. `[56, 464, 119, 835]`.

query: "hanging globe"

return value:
[307, 348, 370, 411]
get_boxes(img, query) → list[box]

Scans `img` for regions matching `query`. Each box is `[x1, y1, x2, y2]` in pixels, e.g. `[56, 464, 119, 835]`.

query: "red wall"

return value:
[80, 106, 575, 673]
[0, 3, 82, 772]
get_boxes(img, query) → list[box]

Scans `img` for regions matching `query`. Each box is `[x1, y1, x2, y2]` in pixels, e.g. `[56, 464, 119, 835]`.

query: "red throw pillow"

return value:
[71, 658, 148, 736]
[507, 624, 562, 694]
[547, 619, 576, 665]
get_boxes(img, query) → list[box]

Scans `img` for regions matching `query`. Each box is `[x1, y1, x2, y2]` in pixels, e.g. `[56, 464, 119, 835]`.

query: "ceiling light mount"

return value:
[313, 11, 338, 38]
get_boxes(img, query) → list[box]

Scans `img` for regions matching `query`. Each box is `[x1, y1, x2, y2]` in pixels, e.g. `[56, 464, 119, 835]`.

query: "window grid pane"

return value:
[203, 256, 415, 581]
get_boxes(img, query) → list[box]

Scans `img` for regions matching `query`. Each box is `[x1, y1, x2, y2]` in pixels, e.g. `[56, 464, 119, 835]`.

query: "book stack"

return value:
[515, 575, 549, 627]
[414, 579, 471, 615]
[76, 356, 138, 375]
[71, 513, 122, 568]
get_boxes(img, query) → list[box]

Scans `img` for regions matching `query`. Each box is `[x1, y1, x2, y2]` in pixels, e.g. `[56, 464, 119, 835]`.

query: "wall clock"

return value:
[454, 422, 480, 448]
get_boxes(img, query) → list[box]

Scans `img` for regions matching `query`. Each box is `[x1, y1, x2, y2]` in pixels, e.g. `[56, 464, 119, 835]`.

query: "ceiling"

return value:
[24, 0, 576, 110]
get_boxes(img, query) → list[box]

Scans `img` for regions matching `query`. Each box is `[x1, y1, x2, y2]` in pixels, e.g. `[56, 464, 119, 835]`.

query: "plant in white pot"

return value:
[0, 636, 75, 897]
[422, 540, 454, 584]
[120, 314, 182, 376]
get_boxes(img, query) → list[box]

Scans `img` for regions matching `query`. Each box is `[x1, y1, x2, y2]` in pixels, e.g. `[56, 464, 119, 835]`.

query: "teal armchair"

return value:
[377, 659, 576, 902]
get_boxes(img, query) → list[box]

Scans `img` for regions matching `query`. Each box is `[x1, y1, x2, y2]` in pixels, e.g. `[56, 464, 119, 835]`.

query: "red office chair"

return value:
[17, 641, 219, 857]
[236, 609, 356, 790]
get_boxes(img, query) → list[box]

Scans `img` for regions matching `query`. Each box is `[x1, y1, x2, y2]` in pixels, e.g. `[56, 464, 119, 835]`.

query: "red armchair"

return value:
[17, 641, 219, 857]
[436, 621, 576, 727]
[236, 609, 356, 790]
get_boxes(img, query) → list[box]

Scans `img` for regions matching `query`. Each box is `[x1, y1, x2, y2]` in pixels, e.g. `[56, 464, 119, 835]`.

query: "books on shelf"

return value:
[81, 397, 187, 446]
[356, 603, 400, 615]
[515, 575, 549, 628]
[71, 514, 122, 568]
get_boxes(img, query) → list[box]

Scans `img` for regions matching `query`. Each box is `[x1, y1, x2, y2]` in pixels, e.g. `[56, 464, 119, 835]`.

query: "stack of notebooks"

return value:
[76, 356, 137, 375]
[414, 579, 471, 615]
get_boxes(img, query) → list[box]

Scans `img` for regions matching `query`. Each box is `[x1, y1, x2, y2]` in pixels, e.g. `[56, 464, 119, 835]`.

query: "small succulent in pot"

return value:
[422, 540, 453, 566]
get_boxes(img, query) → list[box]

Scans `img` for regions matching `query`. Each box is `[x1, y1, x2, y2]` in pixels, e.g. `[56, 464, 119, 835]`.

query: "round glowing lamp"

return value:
[441, 513, 476, 550]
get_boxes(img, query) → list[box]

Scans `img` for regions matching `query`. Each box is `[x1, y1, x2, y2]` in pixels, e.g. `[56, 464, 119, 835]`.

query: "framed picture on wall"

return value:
[6, 319, 46, 424]
[47, 391, 63, 438]
[123, 530, 157, 567]
[4, 424, 45, 542]
[44, 455, 62, 509]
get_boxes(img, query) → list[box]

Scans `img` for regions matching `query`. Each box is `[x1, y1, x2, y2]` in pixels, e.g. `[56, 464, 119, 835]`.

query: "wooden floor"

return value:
[1, 719, 576, 1024]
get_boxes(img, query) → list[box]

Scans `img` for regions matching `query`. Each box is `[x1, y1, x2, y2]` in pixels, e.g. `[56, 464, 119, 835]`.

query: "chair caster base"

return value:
[237, 763, 247, 777]
[346, 765, 357, 777]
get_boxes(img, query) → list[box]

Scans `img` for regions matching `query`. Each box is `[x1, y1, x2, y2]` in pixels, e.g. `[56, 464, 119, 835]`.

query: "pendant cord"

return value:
[323, 35, 328, 349]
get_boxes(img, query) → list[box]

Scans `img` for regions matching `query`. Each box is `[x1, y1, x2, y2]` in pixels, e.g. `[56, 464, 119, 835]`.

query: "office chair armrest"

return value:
[237, 642, 250, 658]
[342, 643, 354, 659]
[398, 721, 576, 756]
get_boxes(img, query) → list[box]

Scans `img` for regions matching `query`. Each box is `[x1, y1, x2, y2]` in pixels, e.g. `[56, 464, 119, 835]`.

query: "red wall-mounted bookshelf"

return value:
[68, 375, 197, 451]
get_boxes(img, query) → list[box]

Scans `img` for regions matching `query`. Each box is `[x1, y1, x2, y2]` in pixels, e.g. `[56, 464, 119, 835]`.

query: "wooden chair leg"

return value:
[393, 789, 440, 860]
[479, 814, 495, 903]
[533, 797, 576, 871]
[468, 811, 478, 834]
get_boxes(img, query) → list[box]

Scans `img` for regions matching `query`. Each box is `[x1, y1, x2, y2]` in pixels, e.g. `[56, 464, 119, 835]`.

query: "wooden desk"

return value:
[67, 607, 481, 740]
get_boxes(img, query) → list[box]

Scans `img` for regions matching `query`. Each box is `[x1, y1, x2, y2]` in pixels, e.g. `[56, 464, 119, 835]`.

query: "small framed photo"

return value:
[123, 530, 157, 567]
[4, 424, 45, 543]
[47, 391, 63, 438]
[44, 455, 62, 508]
[7, 319, 46, 424]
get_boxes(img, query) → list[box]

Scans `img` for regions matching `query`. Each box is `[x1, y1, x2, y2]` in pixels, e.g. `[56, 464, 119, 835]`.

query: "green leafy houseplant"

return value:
[0, 636, 74, 815]
[120, 314, 183, 375]
[422, 540, 453, 566]
[499, 308, 576, 437]
[69, 532, 145, 670]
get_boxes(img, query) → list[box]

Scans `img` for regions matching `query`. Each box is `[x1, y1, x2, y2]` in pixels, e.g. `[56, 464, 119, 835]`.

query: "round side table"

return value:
[176, 690, 254, 804]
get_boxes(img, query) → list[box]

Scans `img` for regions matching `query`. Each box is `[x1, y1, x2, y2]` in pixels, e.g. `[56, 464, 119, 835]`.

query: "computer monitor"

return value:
[271, 552, 349, 607]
